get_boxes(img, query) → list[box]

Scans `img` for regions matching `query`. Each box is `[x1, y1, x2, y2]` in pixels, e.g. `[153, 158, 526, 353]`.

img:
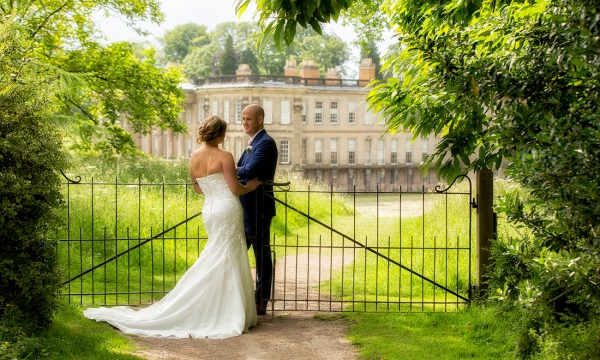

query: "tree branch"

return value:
[65, 97, 97, 124]
[30, 0, 72, 40]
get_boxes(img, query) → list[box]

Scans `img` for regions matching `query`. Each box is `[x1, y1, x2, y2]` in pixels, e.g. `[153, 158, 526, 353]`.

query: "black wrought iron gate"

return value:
[58, 174, 474, 312]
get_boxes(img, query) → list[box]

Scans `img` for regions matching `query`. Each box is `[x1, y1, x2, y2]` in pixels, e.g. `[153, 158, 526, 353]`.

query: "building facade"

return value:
[127, 59, 439, 191]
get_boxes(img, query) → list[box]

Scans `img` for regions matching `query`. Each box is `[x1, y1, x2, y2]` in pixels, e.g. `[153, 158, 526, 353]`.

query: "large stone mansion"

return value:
[126, 58, 439, 191]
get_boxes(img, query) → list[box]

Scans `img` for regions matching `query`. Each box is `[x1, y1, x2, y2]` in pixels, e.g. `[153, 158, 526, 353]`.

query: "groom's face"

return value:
[242, 107, 264, 138]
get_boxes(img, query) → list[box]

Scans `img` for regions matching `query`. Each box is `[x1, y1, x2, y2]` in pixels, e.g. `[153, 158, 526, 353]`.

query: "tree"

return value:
[341, 0, 389, 46]
[298, 31, 350, 75]
[240, 48, 260, 75]
[219, 35, 239, 76]
[160, 23, 210, 63]
[1, 0, 186, 154]
[0, 21, 67, 330]
[180, 21, 350, 78]
[242, 0, 600, 357]
[183, 43, 220, 79]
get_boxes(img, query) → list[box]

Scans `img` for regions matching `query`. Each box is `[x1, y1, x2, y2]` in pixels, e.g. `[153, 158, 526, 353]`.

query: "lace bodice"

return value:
[197, 172, 245, 251]
[196, 172, 236, 201]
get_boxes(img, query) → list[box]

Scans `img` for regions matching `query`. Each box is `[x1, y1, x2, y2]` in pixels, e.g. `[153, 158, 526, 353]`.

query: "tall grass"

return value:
[316, 180, 476, 312]
[59, 155, 206, 305]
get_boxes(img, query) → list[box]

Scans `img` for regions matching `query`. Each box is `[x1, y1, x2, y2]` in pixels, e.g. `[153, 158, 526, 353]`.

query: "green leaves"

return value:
[0, 77, 66, 328]
[238, 0, 355, 49]
[0, 0, 189, 154]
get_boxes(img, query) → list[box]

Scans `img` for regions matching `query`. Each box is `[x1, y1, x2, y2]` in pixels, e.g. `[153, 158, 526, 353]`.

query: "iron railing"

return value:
[192, 75, 371, 88]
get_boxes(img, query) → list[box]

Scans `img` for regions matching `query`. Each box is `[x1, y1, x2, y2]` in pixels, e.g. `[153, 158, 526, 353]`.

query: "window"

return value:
[330, 169, 338, 187]
[185, 105, 191, 123]
[315, 101, 323, 124]
[315, 169, 323, 183]
[391, 169, 398, 186]
[263, 99, 272, 124]
[280, 140, 290, 164]
[223, 100, 230, 123]
[364, 139, 372, 165]
[330, 139, 338, 165]
[330, 101, 338, 124]
[348, 139, 356, 165]
[153, 133, 160, 155]
[377, 139, 385, 165]
[364, 169, 372, 190]
[406, 140, 413, 164]
[223, 138, 230, 152]
[235, 137, 243, 162]
[348, 169, 355, 188]
[391, 139, 398, 165]
[422, 138, 428, 160]
[378, 169, 386, 187]
[364, 107, 373, 125]
[407, 168, 413, 185]
[281, 100, 290, 124]
[348, 102, 356, 124]
[315, 139, 323, 164]
[236, 100, 242, 123]
[186, 138, 192, 158]
[212, 100, 218, 116]
[165, 134, 171, 158]
[198, 102, 205, 123]
[302, 139, 307, 166]
[302, 101, 307, 124]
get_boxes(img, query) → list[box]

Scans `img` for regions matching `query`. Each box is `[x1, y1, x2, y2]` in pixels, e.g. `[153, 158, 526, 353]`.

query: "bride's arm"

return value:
[189, 158, 203, 194]
[222, 152, 260, 195]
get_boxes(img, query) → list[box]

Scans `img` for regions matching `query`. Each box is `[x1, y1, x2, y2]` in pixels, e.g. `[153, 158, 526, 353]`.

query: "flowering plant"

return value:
[245, 145, 252, 153]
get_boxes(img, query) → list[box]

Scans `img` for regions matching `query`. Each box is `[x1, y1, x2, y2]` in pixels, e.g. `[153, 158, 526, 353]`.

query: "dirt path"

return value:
[132, 313, 355, 360]
[131, 251, 356, 359]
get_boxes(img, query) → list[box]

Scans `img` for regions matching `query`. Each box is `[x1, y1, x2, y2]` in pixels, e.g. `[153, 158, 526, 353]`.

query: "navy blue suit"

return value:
[236, 130, 278, 307]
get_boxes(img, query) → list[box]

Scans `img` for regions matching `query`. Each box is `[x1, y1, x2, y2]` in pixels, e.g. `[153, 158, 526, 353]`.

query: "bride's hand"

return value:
[246, 178, 261, 191]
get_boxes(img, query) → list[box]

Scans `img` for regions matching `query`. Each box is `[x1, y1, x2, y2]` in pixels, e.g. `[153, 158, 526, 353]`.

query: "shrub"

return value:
[0, 83, 67, 328]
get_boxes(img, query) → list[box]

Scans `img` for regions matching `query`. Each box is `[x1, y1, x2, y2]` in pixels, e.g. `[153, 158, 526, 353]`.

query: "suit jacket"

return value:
[236, 130, 278, 220]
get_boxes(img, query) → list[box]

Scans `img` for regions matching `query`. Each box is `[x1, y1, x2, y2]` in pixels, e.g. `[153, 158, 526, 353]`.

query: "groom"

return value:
[236, 104, 278, 315]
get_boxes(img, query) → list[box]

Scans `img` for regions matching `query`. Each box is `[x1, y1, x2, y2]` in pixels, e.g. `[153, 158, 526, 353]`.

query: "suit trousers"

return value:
[244, 215, 273, 307]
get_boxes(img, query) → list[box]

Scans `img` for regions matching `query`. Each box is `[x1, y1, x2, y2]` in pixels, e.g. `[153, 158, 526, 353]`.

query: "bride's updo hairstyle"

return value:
[197, 116, 227, 144]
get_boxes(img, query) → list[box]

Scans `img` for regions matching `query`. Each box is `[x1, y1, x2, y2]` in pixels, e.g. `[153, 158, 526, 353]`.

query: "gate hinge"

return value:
[470, 197, 478, 209]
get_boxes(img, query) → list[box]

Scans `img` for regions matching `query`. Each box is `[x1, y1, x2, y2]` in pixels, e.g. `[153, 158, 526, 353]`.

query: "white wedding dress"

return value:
[84, 172, 257, 339]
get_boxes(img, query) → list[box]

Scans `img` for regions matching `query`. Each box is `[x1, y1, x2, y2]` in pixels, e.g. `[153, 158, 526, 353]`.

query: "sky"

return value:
[98, 0, 366, 75]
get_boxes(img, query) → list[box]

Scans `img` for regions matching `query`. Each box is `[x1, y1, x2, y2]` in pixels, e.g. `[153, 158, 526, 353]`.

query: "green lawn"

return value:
[339, 304, 518, 359]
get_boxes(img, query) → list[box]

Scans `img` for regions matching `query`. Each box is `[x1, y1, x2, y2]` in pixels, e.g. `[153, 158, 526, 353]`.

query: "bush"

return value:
[0, 304, 45, 360]
[0, 83, 67, 329]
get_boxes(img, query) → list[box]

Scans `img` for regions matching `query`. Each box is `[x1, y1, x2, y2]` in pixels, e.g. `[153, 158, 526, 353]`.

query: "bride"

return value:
[84, 116, 260, 339]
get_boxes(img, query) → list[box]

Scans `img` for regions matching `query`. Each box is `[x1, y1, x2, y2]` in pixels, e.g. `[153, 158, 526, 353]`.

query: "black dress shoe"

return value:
[256, 304, 267, 315]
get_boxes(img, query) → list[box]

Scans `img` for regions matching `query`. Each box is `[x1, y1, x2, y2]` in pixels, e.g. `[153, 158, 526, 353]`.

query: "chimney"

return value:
[300, 60, 320, 79]
[325, 67, 341, 86]
[236, 63, 252, 76]
[359, 58, 376, 86]
[165, 61, 182, 69]
[284, 60, 298, 77]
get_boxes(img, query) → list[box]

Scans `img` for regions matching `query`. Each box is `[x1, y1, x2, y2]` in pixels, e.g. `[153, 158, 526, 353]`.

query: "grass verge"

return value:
[340, 303, 518, 359]
[39, 304, 142, 359]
